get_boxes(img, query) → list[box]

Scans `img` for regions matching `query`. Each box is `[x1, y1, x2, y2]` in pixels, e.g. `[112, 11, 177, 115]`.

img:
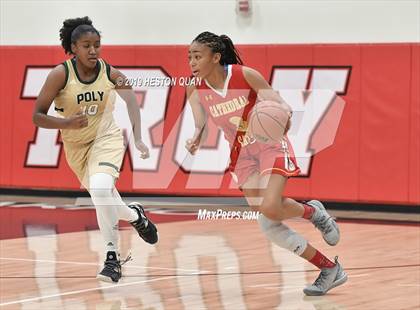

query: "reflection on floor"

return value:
[1, 210, 419, 310]
[0, 204, 196, 240]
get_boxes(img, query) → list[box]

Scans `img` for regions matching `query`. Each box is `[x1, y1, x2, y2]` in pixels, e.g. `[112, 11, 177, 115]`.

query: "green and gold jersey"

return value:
[54, 58, 118, 144]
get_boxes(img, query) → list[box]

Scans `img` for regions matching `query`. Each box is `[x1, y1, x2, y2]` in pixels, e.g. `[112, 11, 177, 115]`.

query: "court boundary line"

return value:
[1, 257, 418, 277]
[0, 275, 178, 306]
[0, 257, 207, 274]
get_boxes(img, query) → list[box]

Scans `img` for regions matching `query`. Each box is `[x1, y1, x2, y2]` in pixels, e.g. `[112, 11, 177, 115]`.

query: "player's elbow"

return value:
[32, 111, 44, 127]
[32, 112, 39, 126]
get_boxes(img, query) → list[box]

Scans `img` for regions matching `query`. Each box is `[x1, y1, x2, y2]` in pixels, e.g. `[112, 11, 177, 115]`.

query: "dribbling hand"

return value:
[135, 140, 150, 159]
[65, 109, 88, 129]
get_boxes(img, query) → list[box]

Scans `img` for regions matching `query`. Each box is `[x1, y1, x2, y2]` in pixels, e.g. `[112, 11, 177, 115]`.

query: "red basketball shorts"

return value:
[229, 137, 301, 187]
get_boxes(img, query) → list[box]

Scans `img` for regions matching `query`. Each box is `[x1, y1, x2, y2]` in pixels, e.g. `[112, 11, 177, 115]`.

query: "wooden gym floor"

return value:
[1, 209, 419, 310]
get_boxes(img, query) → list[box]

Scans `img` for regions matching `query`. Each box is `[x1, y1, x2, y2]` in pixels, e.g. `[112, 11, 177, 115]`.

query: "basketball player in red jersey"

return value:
[185, 32, 347, 295]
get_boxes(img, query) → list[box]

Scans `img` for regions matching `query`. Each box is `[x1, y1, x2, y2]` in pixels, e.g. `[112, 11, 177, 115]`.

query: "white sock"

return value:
[89, 173, 120, 252]
[111, 187, 139, 222]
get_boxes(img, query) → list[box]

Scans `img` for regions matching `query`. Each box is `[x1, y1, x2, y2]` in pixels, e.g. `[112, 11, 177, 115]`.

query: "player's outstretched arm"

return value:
[33, 65, 88, 129]
[109, 66, 149, 159]
[185, 85, 208, 155]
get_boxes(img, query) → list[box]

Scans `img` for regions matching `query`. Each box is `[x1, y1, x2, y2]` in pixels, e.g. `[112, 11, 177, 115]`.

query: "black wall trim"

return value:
[0, 188, 418, 214]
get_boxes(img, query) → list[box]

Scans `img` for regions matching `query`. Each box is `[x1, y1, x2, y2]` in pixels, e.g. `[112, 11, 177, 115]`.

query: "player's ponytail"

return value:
[219, 34, 243, 65]
[193, 31, 243, 65]
[59, 16, 100, 54]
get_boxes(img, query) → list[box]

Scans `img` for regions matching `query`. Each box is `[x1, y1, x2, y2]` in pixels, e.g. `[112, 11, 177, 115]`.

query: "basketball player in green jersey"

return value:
[33, 17, 158, 283]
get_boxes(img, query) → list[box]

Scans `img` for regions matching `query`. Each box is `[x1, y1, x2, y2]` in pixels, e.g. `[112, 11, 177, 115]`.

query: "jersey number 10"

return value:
[82, 104, 99, 116]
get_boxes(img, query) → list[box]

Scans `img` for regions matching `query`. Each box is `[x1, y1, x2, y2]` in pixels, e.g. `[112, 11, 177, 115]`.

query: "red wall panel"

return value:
[310, 45, 361, 202]
[0, 48, 13, 186]
[0, 44, 418, 205]
[359, 45, 412, 203]
[409, 44, 420, 204]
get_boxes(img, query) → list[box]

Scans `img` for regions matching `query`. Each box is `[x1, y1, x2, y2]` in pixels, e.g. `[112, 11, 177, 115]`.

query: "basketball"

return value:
[247, 100, 290, 143]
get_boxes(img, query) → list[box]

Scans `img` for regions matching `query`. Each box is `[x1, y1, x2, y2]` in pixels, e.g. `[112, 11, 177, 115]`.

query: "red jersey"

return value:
[196, 64, 257, 149]
[196, 64, 301, 185]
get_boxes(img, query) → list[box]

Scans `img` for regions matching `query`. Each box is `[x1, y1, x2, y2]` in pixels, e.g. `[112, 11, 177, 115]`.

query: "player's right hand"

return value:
[65, 109, 88, 129]
[185, 138, 199, 155]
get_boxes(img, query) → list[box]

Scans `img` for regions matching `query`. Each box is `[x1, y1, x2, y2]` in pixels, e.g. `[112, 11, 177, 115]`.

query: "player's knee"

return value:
[89, 173, 115, 202]
[89, 187, 114, 206]
[257, 213, 277, 231]
[258, 214, 307, 255]
[90, 187, 113, 199]
[259, 197, 286, 220]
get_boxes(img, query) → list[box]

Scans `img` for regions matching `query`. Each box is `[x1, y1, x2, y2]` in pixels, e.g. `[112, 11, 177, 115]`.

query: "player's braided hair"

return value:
[59, 16, 100, 54]
[193, 31, 243, 65]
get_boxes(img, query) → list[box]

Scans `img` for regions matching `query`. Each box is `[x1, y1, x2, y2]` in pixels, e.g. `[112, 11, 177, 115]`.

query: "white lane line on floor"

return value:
[347, 273, 369, 278]
[0, 257, 207, 274]
[0, 275, 177, 306]
[248, 284, 303, 289]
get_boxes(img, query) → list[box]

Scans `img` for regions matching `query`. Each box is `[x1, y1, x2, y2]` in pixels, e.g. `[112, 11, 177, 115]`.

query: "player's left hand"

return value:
[135, 140, 150, 159]
[185, 138, 199, 155]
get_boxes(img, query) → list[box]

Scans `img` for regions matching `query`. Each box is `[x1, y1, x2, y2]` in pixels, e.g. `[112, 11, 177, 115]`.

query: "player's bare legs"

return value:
[257, 174, 305, 220]
[245, 173, 340, 245]
[242, 173, 347, 295]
